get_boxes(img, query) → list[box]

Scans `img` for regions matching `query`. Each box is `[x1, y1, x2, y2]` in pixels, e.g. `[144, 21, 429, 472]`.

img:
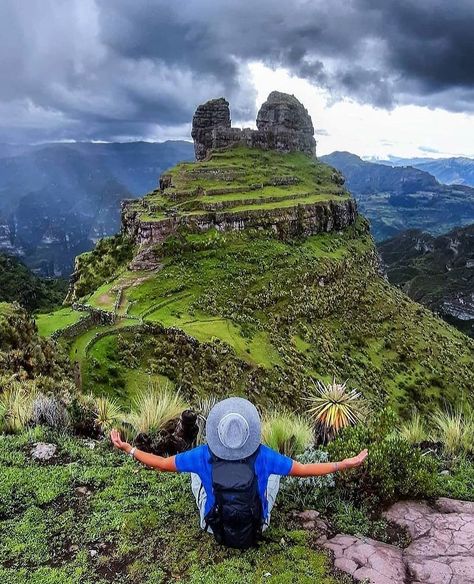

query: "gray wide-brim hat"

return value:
[206, 397, 261, 460]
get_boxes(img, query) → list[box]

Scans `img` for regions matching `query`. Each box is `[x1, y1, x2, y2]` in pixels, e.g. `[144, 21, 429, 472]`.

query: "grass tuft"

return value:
[262, 410, 314, 457]
[128, 381, 188, 436]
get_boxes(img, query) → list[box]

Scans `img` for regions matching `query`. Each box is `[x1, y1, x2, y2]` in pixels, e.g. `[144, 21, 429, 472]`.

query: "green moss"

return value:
[0, 432, 347, 583]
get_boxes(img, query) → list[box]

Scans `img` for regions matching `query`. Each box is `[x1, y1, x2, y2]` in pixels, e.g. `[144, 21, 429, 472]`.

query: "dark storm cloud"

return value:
[1, 0, 473, 142]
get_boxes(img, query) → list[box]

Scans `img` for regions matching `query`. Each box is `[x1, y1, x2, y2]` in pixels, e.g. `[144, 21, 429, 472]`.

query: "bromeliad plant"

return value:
[95, 396, 123, 433]
[307, 378, 364, 444]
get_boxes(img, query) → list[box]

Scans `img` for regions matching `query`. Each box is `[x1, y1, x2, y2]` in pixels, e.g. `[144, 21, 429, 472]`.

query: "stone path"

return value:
[295, 498, 474, 584]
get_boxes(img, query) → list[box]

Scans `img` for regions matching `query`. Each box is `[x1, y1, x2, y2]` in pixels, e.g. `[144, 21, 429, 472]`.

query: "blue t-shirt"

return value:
[175, 444, 293, 519]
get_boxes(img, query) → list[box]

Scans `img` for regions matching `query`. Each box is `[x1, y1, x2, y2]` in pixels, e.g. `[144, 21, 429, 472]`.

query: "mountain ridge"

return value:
[321, 151, 474, 240]
[379, 223, 474, 337]
[0, 140, 194, 276]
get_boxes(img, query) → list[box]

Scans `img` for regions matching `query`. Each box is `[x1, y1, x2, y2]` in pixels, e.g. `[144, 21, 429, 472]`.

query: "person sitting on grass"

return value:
[111, 397, 368, 549]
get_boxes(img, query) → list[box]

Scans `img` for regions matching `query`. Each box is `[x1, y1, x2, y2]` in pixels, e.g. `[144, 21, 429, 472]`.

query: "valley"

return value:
[321, 151, 474, 241]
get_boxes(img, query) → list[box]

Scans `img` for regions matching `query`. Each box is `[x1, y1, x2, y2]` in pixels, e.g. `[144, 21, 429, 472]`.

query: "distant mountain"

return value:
[379, 224, 474, 337]
[0, 141, 194, 276]
[321, 151, 474, 241]
[374, 156, 474, 187]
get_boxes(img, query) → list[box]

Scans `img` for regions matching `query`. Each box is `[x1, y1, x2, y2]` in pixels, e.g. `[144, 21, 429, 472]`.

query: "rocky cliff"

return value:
[379, 224, 474, 337]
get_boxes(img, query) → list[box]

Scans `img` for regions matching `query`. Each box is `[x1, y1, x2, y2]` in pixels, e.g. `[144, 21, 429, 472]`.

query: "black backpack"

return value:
[204, 447, 263, 549]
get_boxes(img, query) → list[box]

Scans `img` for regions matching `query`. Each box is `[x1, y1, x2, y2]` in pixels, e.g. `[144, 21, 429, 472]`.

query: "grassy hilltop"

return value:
[37, 147, 474, 414]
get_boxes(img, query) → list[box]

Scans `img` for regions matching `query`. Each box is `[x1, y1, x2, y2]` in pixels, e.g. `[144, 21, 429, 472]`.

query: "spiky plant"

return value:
[431, 407, 474, 457]
[0, 382, 37, 433]
[262, 410, 314, 458]
[128, 382, 188, 437]
[398, 411, 427, 445]
[95, 396, 123, 433]
[307, 378, 364, 443]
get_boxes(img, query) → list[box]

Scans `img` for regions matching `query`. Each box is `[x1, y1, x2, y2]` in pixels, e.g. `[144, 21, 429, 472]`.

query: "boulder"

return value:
[31, 442, 57, 461]
[256, 91, 316, 155]
[191, 97, 231, 160]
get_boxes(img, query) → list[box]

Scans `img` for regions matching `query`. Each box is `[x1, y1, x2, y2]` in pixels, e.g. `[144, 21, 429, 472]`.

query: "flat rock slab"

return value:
[323, 534, 406, 584]
[384, 499, 474, 584]
[321, 498, 474, 584]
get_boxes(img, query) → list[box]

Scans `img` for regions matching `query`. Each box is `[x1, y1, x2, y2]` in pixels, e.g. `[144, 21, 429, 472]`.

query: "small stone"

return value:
[76, 486, 92, 496]
[263, 573, 271, 578]
[89, 549, 98, 557]
[68, 544, 79, 553]
[297, 509, 320, 522]
[31, 442, 57, 461]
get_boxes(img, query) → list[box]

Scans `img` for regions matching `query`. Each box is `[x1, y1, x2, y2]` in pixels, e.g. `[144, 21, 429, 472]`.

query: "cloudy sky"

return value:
[1, 0, 473, 158]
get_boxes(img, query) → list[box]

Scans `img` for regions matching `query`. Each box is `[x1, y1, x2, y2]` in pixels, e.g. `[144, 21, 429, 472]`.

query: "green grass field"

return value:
[35, 307, 84, 337]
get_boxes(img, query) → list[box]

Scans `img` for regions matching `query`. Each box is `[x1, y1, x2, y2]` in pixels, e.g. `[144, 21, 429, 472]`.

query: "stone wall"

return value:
[192, 91, 317, 161]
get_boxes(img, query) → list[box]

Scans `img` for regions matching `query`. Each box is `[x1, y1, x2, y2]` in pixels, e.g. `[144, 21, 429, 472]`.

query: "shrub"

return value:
[306, 378, 364, 443]
[262, 410, 313, 457]
[0, 382, 36, 433]
[31, 394, 70, 431]
[327, 409, 437, 508]
[430, 407, 474, 457]
[280, 448, 335, 509]
[398, 411, 427, 444]
[68, 393, 101, 438]
[128, 383, 188, 437]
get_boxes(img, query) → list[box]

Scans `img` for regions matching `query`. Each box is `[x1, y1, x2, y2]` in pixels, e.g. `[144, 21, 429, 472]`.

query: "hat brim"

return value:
[206, 397, 261, 460]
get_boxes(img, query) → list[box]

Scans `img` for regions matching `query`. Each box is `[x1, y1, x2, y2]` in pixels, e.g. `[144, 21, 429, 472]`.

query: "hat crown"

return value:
[217, 413, 250, 450]
[206, 397, 261, 460]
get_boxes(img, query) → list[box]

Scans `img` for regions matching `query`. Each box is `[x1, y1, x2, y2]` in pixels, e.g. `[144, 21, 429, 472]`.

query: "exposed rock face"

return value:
[191, 98, 231, 161]
[122, 198, 357, 246]
[191, 92, 316, 160]
[324, 534, 406, 584]
[319, 498, 474, 584]
[256, 91, 315, 154]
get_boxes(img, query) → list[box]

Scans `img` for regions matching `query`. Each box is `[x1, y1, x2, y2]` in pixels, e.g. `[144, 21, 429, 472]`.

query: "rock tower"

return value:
[191, 91, 316, 161]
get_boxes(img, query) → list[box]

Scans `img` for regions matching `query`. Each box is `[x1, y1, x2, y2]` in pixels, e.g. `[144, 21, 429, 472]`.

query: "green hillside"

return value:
[0, 253, 67, 313]
[4, 139, 474, 584]
[36, 147, 474, 415]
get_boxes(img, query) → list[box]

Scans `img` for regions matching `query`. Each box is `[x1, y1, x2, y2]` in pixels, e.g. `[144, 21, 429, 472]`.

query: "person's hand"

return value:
[343, 448, 368, 469]
[110, 429, 132, 454]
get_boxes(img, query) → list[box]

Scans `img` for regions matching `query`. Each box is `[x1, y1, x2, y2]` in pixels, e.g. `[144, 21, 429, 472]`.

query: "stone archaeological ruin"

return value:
[120, 91, 356, 263]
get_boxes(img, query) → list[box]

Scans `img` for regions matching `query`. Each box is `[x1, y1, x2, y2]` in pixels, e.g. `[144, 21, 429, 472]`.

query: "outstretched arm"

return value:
[110, 429, 177, 472]
[289, 448, 368, 477]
